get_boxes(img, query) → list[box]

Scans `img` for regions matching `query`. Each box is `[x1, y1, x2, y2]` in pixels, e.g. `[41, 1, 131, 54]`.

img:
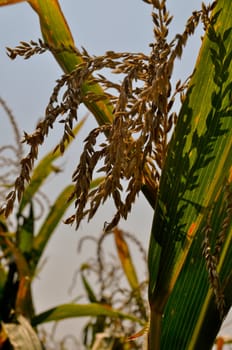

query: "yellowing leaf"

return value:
[114, 228, 139, 290]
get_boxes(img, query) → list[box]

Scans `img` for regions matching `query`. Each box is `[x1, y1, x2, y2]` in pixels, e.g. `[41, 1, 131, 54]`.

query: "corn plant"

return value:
[0, 0, 231, 349]
[0, 100, 145, 349]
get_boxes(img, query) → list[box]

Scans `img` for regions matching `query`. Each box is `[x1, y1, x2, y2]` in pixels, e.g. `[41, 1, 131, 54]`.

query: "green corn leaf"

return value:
[32, 303, 145, 327]
[148, 1, 232, 348]
[155, 185, 232, 350]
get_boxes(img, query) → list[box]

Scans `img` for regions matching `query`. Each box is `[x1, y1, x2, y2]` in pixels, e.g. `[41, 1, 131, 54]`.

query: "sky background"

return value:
[0, 1, 231, 349]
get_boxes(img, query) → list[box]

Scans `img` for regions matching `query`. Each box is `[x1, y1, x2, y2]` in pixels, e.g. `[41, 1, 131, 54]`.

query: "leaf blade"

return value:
[32, 303, 145, 327]
[148, 1, 232, 348]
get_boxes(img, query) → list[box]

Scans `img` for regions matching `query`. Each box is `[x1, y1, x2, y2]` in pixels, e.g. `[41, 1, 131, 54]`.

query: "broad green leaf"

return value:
[32, 303, 145, 327]
[2, 315, 43, 350]
[148, 1, 232, 349]
[156, 184, 232, 350]
[19, 118, 86, 214]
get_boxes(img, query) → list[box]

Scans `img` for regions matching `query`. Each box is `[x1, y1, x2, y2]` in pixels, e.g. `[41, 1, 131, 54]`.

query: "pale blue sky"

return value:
[1, 1, 230, 348]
